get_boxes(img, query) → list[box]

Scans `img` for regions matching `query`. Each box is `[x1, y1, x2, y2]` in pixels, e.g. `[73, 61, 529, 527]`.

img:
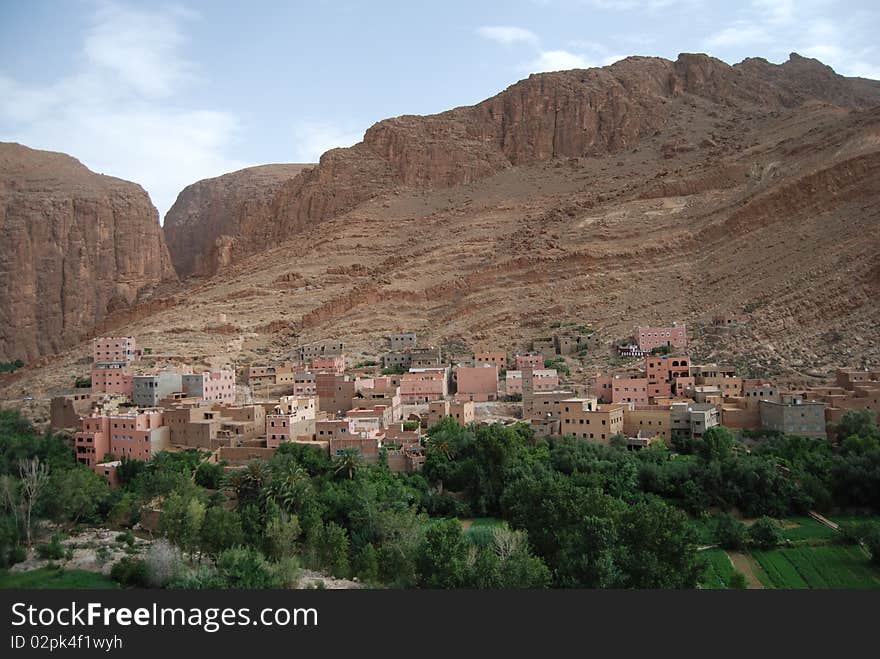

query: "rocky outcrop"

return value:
[0, 143, 177, 362]
[164, 53, 880, 278]
[163, 164, 313, 278]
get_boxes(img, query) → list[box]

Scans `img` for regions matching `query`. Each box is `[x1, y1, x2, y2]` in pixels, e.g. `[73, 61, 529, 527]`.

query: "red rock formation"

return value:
[0, 143, 177, 362]
[163, 163, 313, 278]
[165, 54, 878, 275]
[164, 53, 880, 279]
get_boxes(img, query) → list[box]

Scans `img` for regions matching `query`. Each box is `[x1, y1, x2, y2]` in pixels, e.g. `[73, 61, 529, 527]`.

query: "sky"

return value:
[1, 0, 878, 220]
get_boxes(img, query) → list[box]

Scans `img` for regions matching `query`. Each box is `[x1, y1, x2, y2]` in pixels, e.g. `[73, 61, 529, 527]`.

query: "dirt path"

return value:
[727, 551, 765, 589]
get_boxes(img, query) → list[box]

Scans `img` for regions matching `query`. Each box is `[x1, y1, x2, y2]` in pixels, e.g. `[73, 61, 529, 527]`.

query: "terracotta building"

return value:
[455, 364, 499, 402]
[266, 397, 317, 449]
[505, 369, 559, 395]
[91, 362, 134, 396]
[316, 373, 357, 415]
[311, 355, 345, 375]
[559, 398, 625, 444]
[635, 324, 687, 351]
[182, 370, 235, 403]
[623, 405, 672, 442]
[427, 399, 475, 428]
[92, 337, 137, 364]
[74, 410, 169, 468]
[514, 354, 545, 371]
[400, 370, 447, 404]
[474, 350, 507, 368]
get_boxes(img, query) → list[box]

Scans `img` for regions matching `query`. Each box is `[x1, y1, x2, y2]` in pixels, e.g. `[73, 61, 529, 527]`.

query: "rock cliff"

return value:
[164, 53, 880, 277]
[0, 143, 176, 362]
[163, 164, 313, 278]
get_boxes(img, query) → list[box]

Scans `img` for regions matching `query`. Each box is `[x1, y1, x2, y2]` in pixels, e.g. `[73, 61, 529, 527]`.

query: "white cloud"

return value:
[582, 0, 695, 10]
[799, 44, 880, 80]
[0, 2, 245, 220]
[289, 121, 365, 163]
[522, 50, 594, 73]
[750, 0, 796, 25]
[705, 24, 771, 48]
[477, 26, 540, 46]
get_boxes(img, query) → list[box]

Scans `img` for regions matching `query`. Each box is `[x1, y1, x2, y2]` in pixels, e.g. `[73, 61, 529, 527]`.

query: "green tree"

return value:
[615, 498, 703, 589]
[748, 517, 783, 549]
[200, 506, 244, 560]
[263, 510, 301, 561]
[334, 449, 361, 480]
[860, 522, 880, 567]
[696, 426, 736, 462]
[417, 518, 469, 588]
[835, 409, 880, 445]
[728, 571, 748, 589]
[485, 526, 551, 589]
[215, 547, 279, 588]
[353, 543, 379, 583]
[714, 513, 747, 550]
[315, 521, 350, 577]
[609, 433, 628, 451]
[159, 492, 206, 558]
[195, 461, 224, 489]
[43, 466, 109, 524]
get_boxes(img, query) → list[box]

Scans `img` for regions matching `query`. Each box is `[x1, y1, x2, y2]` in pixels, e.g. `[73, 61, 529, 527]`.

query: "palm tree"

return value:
[334, 449, 361, 480]
[428, 435, 456, 461]
[265, 465, 310, 513]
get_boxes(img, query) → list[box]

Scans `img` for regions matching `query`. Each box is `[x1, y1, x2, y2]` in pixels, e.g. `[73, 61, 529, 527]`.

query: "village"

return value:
[49, 324, 880, 489]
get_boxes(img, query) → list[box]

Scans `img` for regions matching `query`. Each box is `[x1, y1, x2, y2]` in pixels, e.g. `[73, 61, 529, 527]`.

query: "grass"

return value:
[464, 518, 504, 531]
[699, 549, 736, 589]
[0, 566, 119, 590]
[461, 518, 506, 547]
[752, 545, 880, 589]
[830, 515, 880, 526]
[777, 517, 839, 543]
[688, 517, 718, 546]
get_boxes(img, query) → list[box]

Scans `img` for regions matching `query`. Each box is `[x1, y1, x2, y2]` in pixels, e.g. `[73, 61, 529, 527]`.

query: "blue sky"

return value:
[1, 0, 878, 219]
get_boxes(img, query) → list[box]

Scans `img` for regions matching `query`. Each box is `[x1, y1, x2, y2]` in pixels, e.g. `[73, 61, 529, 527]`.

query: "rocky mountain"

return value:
[163, 164, 313, 278]
[163, 53, 880, 278]
[0, 143, 176, 362]
[3, 52, 880, 402]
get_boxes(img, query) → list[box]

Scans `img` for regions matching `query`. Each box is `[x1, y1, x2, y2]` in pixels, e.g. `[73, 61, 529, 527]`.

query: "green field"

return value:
[830, 515, 880, 527]
[0, 567, 119, 590]
[752, 545, 880, 589]
[461, 518, 505, 546]
[778, 517, 839, 543]
[688, 518, 718, 546]
[465, 518, 504, 529]
[699, 549, 737, 589]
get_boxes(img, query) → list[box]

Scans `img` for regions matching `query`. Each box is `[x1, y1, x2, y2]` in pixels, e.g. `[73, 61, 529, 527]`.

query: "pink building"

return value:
[316, 419, 356, 441]
[265, 397, 317, 448]
[92, 337, 136, 364]
[635, 324, 687, 351]
[311, 355, 345, 375]
[91, 364, 134, 396]
[514, 354, 545, 371]
[645, 355, 691, 399]
[400, 370, 447, 404]
[611, 376, 649, 405]
[589, 375, 614, 403]
[182, 370, 235, 403]
[506, 369, 559, 395]
[345, 405, 392, 434]
[74, 411, 169, 468]
[94, 461, 121, 489]
[455, 365, 498, 402]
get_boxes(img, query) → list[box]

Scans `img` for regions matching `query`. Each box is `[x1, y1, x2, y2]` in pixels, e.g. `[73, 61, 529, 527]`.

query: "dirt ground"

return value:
[727, 551, 765, 589]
